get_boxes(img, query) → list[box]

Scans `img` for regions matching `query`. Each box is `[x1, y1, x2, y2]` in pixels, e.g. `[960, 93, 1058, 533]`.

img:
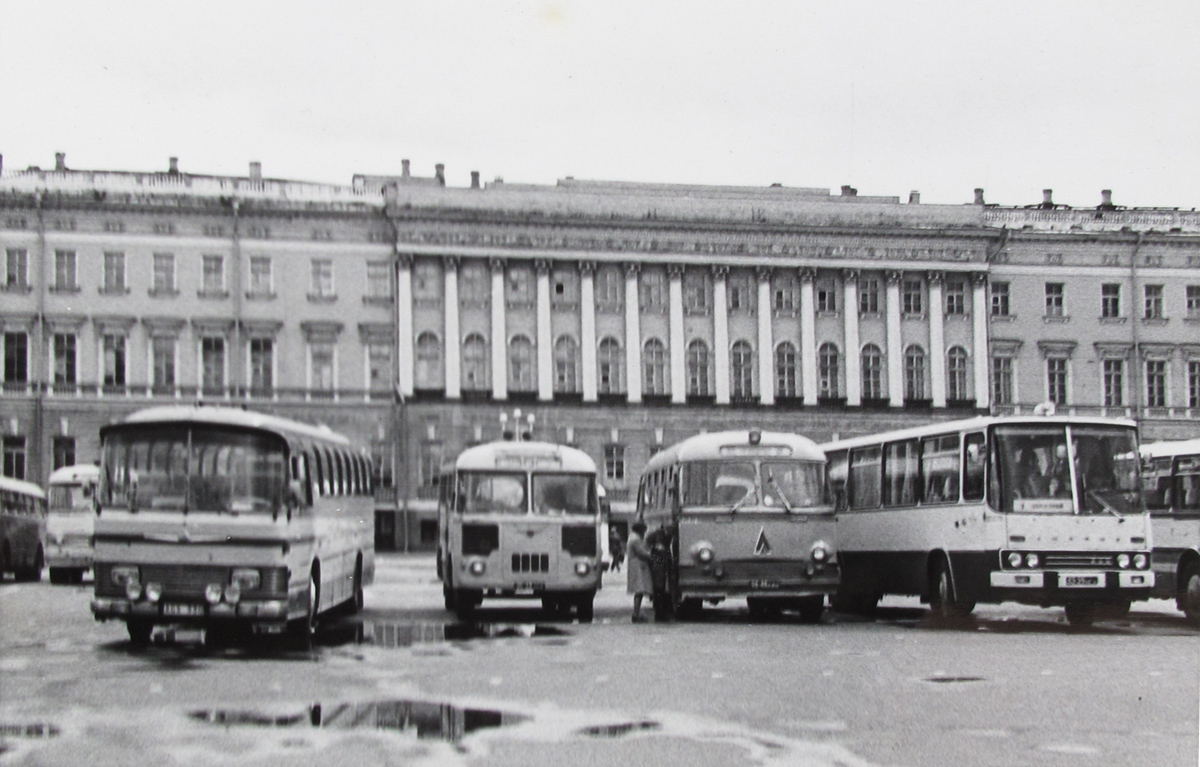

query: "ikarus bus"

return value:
[637, 430, 836, 622]
[45, 463, 100, 584]
[90, 406, 375, 645]
[1140, 437, 1200, 624]
[437, 440, 604, 622]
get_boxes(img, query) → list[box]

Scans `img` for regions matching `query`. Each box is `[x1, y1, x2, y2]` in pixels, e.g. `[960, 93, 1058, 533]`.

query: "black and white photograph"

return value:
[1, 2, 1198, 765]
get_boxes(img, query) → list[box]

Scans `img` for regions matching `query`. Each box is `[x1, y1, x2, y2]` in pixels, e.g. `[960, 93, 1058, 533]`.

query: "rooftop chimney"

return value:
[55, 152, 66, 171]
[168, 157, 179, 174]
[249, 161, 262, 183]
[1100, 189, 1114, 209]
[840, 185, 857, 197]
[470, 170, 480, 189]
[974, 188, 986, 205]
[435, 163, 445, 186]
[908, 191, 921, 204]
[1041, 189, 1054, 208]
[401, 159, 410, 178]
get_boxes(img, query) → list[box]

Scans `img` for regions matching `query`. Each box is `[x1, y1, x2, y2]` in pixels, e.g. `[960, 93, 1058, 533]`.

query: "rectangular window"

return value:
[604, 444, 625, 483]
[921, 434, 961, 503]
[311, 259, 335, 298]
[882, 440, 919, 506]
[594, 266, 623, 310]
[366, 261, 393, 299]
[640, 270, 667, 312]
[249, 256, 272, 295]
[848, 447, 881, 509]
[683, 271, 709, 314]
[413, 261, 442, 301]
[1190, 360, 1200, 409]
[1047, 358, 1068, 405]
[902, 279, 923, 314]
[201, 337, 225, 394]
[419, 442, 444, 489]
[152, 337, 176, 390]
[1045, 283, 1064, 317]
[5, 248, 28, 289]
[1144, 285, 1164, 319]
[1146, 360, 1167, 407]
[202, 255, 225, 294]
[2, 436, 26, 480]
[368, 343, 392, 391]
[311, 343, 335, 392]
[992, 357, 1013, 406]
[727, 273, 753, 312]
[3, 332, 29, 384]
[1102, 359, 1124, 407]
[1101, 284, 1121, 318]
[152, 253, 175, 293]
[859, 279, 879, 314]
[816, 282, 837, 313]
[103, 335, 126, 387]
[102, 252, 126, 293]
[250, 338, 274, 393]
[772, 275, 797, 312]
[53, 333, 76, 385]
[944, 281, 966, 315]
[54, 250, 77, 291]
[990, 282, 1010, 316]
[1187, 286, 1200, 318]
[52, 437, 75, 471]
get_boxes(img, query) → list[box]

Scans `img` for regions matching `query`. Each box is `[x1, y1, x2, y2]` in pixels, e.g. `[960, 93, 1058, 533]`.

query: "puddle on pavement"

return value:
[577, 720, 662, 738]
[321, 620, 571, 649]
[190, 699, 528, 743]
[0, 723, 61, 755]
[922, 676, 986, 684]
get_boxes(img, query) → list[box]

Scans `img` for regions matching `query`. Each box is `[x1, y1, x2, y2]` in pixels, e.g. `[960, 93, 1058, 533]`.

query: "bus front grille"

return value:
[512, 553, 550, 573]
[141, 564, 229, 595]
[1042, 553, 1114, 569]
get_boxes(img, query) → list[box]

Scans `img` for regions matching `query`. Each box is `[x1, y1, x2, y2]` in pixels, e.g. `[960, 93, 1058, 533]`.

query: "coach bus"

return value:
[1141, 437, 1200, 625]
[45, 464, 100, 584]
[437, 440, 604, 622]
[637, 430, 836, 622]
[0, 475, 47, 582]
[90, 406, 375, 645]
[823, 413, 1153, 626]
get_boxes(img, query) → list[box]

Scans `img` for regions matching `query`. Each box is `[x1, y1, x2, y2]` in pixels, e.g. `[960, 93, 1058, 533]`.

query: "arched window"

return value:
[775, 341, 798, 398]
[947, 346, 969, 401]
[861, 344, 884, 400]
[731, 340, 754, 398]
[462, 333, 489, 390]
[819, 342, 840, 398]
[643, 338, 667, 395]
[508, 335, 534, 391]
[597, 336, 623, 394]
[904, 344, 927, 400]
[554, 336, 578, 393]
[415, 332, 442, 389]
[687, 339, 710, 396]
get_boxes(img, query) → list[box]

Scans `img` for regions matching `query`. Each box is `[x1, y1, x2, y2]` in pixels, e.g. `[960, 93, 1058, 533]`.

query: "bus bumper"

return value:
[989, 570, 1154, 590]
[91, 598, 290, 623]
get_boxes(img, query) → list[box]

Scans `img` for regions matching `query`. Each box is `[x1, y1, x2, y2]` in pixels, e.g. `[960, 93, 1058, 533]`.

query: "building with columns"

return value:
[3, 154, 1198, 550]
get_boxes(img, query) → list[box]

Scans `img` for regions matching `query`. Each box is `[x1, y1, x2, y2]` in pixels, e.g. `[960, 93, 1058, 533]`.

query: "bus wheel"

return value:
[575, 594, 595, 623]
[676, 598, 703, 620]
[930, 561, 974, 621]
[0, 543, 8, 577]
[1064, 602, 1096, 627]
[127, 619, 153, 647]
[796, 596, 825, 624]
[289, 570, 320, 646]
[443, 585, 456, 612]
[350, 560, 365, 615]
[1180, 563, 1200, 626]
[49, 567, 69, 585]
[15, 546, 43, 582]
[453, 590, 479, 621]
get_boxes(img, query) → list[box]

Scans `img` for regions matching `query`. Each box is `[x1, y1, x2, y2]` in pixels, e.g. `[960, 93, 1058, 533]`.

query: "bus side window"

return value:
[963, 432, 986, 502]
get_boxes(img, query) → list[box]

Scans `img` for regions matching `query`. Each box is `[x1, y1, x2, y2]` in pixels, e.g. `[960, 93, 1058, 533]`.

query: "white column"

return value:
[928, 272, 946, 408]
[713, 266, 730, 405]
[843, 269, 861, 406]
[799, 268, 818, 404]
[669, 265, 686, 404]
[536, 260, 553, 401]
[886, 271, 904, 406]
[444, 259, 461, 399]
[580, 262, 598, 402]
[756, 267, 774, 406]
[396, 255, 414, 397]
[490, 259, 507, 400]
[972, 273, 990, 408]
[624, 264, 642, 403]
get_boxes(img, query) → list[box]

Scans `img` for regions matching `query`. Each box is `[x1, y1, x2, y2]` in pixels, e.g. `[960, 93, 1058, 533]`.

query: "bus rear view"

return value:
[45, 464, 100, 584]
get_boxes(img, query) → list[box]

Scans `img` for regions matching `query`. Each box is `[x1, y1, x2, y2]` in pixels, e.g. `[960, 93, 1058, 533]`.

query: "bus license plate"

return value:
[1063, 576, 1100, 587]
[162, 603, 204, 617]
[750, 579, 781, 589]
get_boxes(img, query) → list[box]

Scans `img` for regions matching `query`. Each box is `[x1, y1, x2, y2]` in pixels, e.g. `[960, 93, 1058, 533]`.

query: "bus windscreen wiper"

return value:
[765, 468, 794, 514]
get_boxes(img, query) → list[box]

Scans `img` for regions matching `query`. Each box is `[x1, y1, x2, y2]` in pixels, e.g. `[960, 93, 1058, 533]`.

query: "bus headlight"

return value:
[1116, 553, 1131, 569]
[811, 542, 829, 563]
[125, 581, 143, 601]
[230, 568, 261, 591]
[1007, 551, 1023, 568]
[1024, 553, 1039, 568]
[1133, 553, 1148, 569]
[205, 584, 224, 604]
[143, 582, 163, 603]
[111, 566, 140, 587]
[469, 560, 486, 576]
[224, 583, 242, 604]
[574, 561, 592, 577]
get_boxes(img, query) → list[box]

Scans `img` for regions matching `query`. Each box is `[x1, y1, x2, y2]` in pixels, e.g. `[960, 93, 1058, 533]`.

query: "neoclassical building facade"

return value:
[3, 154, 1198, 549]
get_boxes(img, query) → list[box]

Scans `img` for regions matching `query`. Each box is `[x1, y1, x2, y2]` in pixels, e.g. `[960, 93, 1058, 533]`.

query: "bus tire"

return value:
[676, 598, 703, 620]
[1064, 602, 1096, 627]
[49, 567, 70, 585]
[796, 596, 825, 624]
[1180, 562, 1200, 626]
[127, 619, 153, 647]
[453, 590, 479, 620]
[930, 559, 974, 621]
[15, 546, 43, 582]
[350, 557, 364, 614]
[0, 542, 8, 577]
[288, 569, 320, 646]
[443, 585, 456, 611]
[575, 593, 595, 623]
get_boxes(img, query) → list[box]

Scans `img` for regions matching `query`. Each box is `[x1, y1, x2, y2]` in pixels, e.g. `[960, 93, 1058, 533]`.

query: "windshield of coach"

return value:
[761, 461, 828, 511]
[531, 473, 595, 516]
[48, 483, 94, 513]
[100, 426, 289, 514]
[457, 471, 528, 514]
[995, 424, 1141, 515]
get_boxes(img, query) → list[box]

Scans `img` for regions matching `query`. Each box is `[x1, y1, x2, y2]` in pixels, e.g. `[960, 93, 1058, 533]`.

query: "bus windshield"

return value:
[100, 426, 288, 514]
[995, 425, 1141, 515]
[762, 461, 828, 511]
[531, 473, 595, 516]
[457, 471, 528, 514]
[48, 484, 94, 513]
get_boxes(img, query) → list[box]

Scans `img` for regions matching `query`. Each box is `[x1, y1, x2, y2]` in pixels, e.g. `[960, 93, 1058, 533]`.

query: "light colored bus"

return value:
[437, 440, 604, 622]
[823, 413, 1153, 626]
[1140, 437, 1200, 625]
[45, 464, 101, 584]
[637, 430, 836, 622]
[0, 475, 47, 582]
[90, 406, 375, 645]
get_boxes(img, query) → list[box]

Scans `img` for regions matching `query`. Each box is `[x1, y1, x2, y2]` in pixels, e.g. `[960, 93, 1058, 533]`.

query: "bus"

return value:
[0, 475, 47, 582]
[437, 440, 604, 622]
[637, 430, 836, 622]
[823, 414, 1153, 626]
[1140, 437, 1200, 624]
[45, 464, 101, 584]
[90, 406, 375, 645]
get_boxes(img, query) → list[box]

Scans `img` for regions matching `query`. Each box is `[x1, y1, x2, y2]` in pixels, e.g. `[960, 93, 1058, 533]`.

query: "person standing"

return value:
[608, 527, 625, 573]
[626, 521, 652, 622]
[647, 523, 676, 621]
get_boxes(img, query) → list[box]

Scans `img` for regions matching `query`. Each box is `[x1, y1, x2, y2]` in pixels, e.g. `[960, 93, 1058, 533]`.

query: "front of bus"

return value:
[91, 411, 299, 642]
[45, 466, 99, 583]
[989, 418, 1153, 618]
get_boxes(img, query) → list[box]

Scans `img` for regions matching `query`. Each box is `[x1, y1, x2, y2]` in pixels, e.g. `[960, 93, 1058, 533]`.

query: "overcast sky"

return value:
[4, 1, 1198, 208]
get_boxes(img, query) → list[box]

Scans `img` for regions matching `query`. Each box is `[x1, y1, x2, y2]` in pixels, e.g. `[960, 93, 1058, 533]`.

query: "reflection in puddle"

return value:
[322, 620, 571, 649]
[0, 723, 60, 739]
[578, 720, 662, 738]
[190, 699, 528, 743]
[922, 676, 985, 684]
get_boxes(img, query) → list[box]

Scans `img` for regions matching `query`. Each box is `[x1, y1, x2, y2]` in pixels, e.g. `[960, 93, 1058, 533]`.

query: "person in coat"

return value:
[625, 521, 653, 622]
